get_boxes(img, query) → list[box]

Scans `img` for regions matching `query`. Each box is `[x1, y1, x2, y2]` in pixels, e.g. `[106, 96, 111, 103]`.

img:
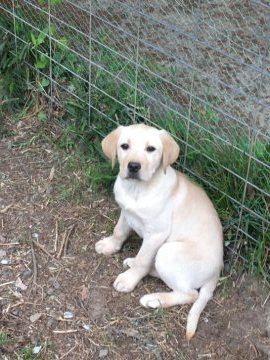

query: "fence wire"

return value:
[0, 0, 269, 272]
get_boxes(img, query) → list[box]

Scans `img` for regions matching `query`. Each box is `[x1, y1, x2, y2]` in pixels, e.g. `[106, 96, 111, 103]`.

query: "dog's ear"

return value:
[160, 130, 180, 173]
[102, 126, 123, 169]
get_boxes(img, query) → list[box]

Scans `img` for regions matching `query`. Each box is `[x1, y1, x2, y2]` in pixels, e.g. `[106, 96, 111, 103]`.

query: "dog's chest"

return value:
[123, 209, 149, 238]
[114, 180, 172, 238]
[116, 194, 154, 237]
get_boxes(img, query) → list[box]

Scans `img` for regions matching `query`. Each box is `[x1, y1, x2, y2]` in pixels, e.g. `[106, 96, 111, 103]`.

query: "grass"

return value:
[0, 332, 42, 360]
[0, 2, 269, 278]
[0, 332, 10, 347]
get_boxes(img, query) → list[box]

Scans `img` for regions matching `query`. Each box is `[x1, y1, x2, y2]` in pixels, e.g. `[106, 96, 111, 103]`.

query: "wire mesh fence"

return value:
[0, 0, 269, 274]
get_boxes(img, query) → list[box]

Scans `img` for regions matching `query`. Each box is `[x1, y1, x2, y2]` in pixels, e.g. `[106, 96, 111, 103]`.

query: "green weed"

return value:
[0, 332, 42, 359]
[0, 332, 10, 346]
[18, 345, 42, 360]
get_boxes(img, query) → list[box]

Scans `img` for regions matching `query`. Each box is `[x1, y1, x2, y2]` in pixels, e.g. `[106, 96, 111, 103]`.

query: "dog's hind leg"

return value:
[140, 290, 198, 308]
[142, 241, 220, 341]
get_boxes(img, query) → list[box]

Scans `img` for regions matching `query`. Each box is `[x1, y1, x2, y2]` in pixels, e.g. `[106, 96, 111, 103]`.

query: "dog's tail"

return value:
[186, 277, 218, 341]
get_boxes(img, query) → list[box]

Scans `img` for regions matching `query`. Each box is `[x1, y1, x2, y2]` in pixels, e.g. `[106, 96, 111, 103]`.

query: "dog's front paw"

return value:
[95, 236, 121, 255]
[140, 294, 162, 308]
[123, 257, 135, 268]
[113, 269, 140, 292]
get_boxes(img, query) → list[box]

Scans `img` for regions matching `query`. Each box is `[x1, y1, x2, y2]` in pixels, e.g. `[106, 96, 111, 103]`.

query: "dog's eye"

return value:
[146, 146, 156, 152]
[120, 143, 129, 150]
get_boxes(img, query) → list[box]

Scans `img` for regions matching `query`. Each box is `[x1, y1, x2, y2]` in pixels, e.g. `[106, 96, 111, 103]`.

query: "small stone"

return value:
[99, 349, 108, 358]
[48, 278, 60, 290]
[32, 193, 42, 202]
[21, 269, 32, 280]
[47, 317, 56, 329]
[0, 250, 7, 258]
[52, 280, 60, 289]
[46, 185, 54, 195]
[63, 311, 74, 319]
[0, 234, 6, 241]
[47, 287, 54, 295]
[32, 345, 42, 354]
[8, 247, 17, 254]
[82, 324, 91, 331]
[1, 259, 9, 265]
[224, 262, 231, 274]
[30, 335, 38, 345]
[261, 329, 269, 338]
[17, 336, 25, 343]
[0, 299, 8, 306]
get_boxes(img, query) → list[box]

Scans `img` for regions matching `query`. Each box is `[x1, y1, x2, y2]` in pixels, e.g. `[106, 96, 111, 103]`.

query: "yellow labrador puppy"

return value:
[95, 123, 223, 340]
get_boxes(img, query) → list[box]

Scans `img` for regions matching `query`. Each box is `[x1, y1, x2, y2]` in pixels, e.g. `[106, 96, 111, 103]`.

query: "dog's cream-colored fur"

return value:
[95, 124, 223, 341]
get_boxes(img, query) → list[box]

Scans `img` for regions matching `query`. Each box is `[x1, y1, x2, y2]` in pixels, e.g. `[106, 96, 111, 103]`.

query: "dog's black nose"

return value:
[128, 162, 141, 173]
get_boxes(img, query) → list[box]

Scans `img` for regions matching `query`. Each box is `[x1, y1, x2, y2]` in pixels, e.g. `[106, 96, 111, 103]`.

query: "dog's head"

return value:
[102, 124, 179, 181]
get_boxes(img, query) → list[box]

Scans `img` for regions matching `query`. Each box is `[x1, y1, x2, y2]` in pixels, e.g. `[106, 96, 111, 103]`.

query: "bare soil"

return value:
[0, 119, 270, 359]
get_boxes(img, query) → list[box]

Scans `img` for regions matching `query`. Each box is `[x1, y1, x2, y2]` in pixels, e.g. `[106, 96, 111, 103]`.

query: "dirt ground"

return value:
[0, 119, 270, 360]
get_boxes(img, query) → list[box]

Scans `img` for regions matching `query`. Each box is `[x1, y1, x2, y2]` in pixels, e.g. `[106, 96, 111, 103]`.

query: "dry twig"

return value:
[57, 224, 76, 259]
[54, 220, 59, 252]
[0, 203, 13, 213]
[59, 345, 77, 359]
[53, 329, 78, 334]
[32, 239, 58, 262]
[0, 281, 14, 287]
[0, 242, 20, 246]
[57, 229, 67, 259]
[30, 240, 37, 285]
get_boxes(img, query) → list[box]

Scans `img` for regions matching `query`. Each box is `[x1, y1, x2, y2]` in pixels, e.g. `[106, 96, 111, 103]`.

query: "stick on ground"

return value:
[31, 239, 37, 285]
[57, 224, 76, 259]
[32, 239, 58, 262]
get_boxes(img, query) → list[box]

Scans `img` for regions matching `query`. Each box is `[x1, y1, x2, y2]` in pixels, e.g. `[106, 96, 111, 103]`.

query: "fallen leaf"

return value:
[0, 250, 7, 258]
[0, 234, 6, 242]
[15, 277, 27, 291]
[99, 349, 108, 358]
[49, 166, 55, 181]
[30, 313, 43, 323]
[119, 328, 140, 338]
[81, 285, 88, 301]
[38, 186, 46, 194]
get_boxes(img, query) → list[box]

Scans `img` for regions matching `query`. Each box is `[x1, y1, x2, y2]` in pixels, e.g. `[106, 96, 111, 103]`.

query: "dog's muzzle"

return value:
[127, 161, 141, 179]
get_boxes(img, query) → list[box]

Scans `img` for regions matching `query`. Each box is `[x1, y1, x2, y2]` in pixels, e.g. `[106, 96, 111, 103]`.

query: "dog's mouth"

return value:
[125, 173, 141, 181]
